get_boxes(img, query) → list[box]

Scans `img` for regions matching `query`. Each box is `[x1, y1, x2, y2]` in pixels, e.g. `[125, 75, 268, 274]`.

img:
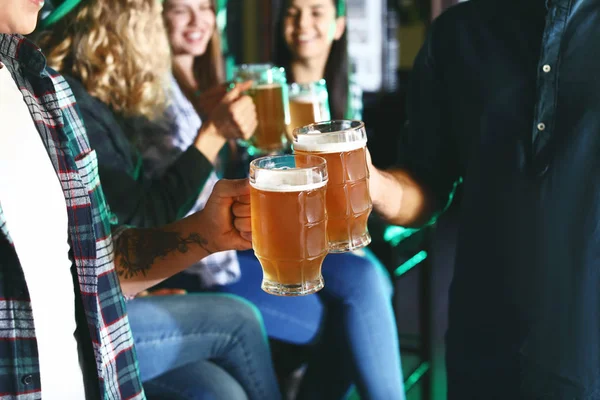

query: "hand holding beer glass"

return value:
[232, 64, 290, 154]
[250, 155, 329, 296]
[293, 121, 373, 252]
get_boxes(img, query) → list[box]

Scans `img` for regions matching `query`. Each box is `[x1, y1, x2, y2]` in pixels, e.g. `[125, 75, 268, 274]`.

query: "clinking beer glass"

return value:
[249, 154, 329, 296]
[232, 64, 290, 154]
[293, 120, 372, 253]
[287, 79, 331, 137]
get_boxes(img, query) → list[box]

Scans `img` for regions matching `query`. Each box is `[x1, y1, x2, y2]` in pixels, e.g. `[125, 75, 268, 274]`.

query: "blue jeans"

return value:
[161, 250, 405, 400]
[126, 293, 282, 400]
[292, 250, 405, 400]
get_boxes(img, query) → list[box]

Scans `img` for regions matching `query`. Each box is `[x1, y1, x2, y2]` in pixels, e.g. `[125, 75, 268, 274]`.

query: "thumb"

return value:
[150, 288, 187, 296]
[213, 178, 251, 199]
[365, 148, 374, 167]
[222, 81, 254, 103]
[230, 234, 253, 251]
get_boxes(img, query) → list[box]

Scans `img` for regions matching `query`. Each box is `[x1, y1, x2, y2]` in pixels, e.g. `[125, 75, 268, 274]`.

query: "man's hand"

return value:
[192, 178, 252, 253]
[202, 81, 258, 141]
[366, 148, 385, 208]
[366, 148, 435, 227]
[137, 288, 187, 297]
[115, 179, 253, 296]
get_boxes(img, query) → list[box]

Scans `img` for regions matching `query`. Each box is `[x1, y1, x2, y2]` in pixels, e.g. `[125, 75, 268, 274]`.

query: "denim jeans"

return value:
[126, 293, 282, 400]
[160, 249, 405, 400]
[292, 250, 405, 400]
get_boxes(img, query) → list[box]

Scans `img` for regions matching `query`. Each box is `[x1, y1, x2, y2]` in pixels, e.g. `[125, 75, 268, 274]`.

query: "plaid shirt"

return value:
[0, 34, 144, 399]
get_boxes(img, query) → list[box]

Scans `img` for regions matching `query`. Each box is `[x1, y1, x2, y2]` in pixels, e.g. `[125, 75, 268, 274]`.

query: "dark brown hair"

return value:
[273, 0, 349, 119]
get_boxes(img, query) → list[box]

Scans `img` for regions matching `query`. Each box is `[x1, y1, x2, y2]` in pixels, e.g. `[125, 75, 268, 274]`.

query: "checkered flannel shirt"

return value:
[0, 34, 144, 400]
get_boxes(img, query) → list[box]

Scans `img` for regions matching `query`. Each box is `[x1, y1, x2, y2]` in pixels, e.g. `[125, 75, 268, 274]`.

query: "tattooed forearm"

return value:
[115, 229, 210, 279]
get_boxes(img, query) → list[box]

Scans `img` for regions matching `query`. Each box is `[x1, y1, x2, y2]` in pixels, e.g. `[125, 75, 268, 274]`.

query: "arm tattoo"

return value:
[116, 229, 209, 279]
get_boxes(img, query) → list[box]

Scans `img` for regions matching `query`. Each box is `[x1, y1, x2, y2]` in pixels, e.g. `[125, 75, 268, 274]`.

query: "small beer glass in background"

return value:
[287, 79, 331, 138]
[249, 154, 329, 296]
[293, 120, 372, 253]
[232, 64, 290, 154]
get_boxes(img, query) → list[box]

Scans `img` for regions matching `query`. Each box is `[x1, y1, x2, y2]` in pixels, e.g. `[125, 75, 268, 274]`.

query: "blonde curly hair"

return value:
[38, 0, 171, 120]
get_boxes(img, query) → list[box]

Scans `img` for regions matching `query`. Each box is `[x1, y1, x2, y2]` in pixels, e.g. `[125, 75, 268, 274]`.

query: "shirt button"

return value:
[537, 122, 546, 131]
[21, 375, 33, 385]
[542, 64, 551, 73]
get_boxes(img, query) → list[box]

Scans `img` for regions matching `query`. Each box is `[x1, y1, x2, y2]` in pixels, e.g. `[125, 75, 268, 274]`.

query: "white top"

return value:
[0, 65, 86, 399]
[138, 75, 241, 288]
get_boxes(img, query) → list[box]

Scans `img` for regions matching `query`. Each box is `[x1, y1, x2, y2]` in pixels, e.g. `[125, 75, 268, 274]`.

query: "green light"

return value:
[217, 8, 227, 35]
[345, 387, 360, 400]
[394, 251, 427, 277]
[404, 361, 430, 392]
[383, 225, 420, 247]
[39, 0, 82, 29]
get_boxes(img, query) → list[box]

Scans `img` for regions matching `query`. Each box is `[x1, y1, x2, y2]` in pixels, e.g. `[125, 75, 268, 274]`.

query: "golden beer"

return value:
[250, 155, 329, 296]
[294, 121, 372, 252]
[289, 98, 321, 134]
[287, 80, 330, 138]
[232, 64, 290, 153]
[249, 84, 288, 152]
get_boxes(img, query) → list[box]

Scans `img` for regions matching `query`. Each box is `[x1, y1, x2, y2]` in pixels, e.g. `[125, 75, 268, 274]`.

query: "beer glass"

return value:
[232, 64, 290, 154]
[287, 80, 331, 136]
[293, 120, 372, 253]
[249, 154, 329, 296]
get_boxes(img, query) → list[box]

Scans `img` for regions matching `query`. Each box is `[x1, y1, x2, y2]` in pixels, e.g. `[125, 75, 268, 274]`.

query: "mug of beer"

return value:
[249, 154, 329, 296]
[293, 120, 372, 253]
[232, 64, 290, 154]
[287, 80, 331, 136]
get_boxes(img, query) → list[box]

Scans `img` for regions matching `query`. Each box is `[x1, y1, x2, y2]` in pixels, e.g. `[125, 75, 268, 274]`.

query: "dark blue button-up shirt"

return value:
[399, 0, 600, 397]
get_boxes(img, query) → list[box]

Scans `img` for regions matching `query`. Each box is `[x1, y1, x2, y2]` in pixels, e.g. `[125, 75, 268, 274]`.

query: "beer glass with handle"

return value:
[232, 64, 290, 155]
[293, 120, 372, 252]
[250, 154, 329, 296]
[286, 79, 331, 139]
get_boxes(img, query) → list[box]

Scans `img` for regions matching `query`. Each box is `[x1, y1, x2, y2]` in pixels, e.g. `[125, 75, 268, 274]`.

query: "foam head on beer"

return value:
[249, 154, 329, 295]
[293, 120, 367, 153]
[291, 95, 315, 104]
[292, 120, 372, 253]
[251, 167, 327, 192]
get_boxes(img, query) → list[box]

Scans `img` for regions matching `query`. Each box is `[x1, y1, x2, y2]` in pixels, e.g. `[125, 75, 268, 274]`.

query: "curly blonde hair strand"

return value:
[39, 0, 171, 121]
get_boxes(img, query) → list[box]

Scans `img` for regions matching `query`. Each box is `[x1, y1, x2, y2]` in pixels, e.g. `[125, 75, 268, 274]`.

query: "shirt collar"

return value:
[0, 34, 48, 77]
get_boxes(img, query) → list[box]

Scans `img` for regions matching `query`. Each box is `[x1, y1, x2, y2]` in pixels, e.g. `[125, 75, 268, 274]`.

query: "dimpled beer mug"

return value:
[232, 64, 290, 154]
[287, 79, 331, 136]
[293, 120, 372, 252]
[249, 155, 329, 296]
